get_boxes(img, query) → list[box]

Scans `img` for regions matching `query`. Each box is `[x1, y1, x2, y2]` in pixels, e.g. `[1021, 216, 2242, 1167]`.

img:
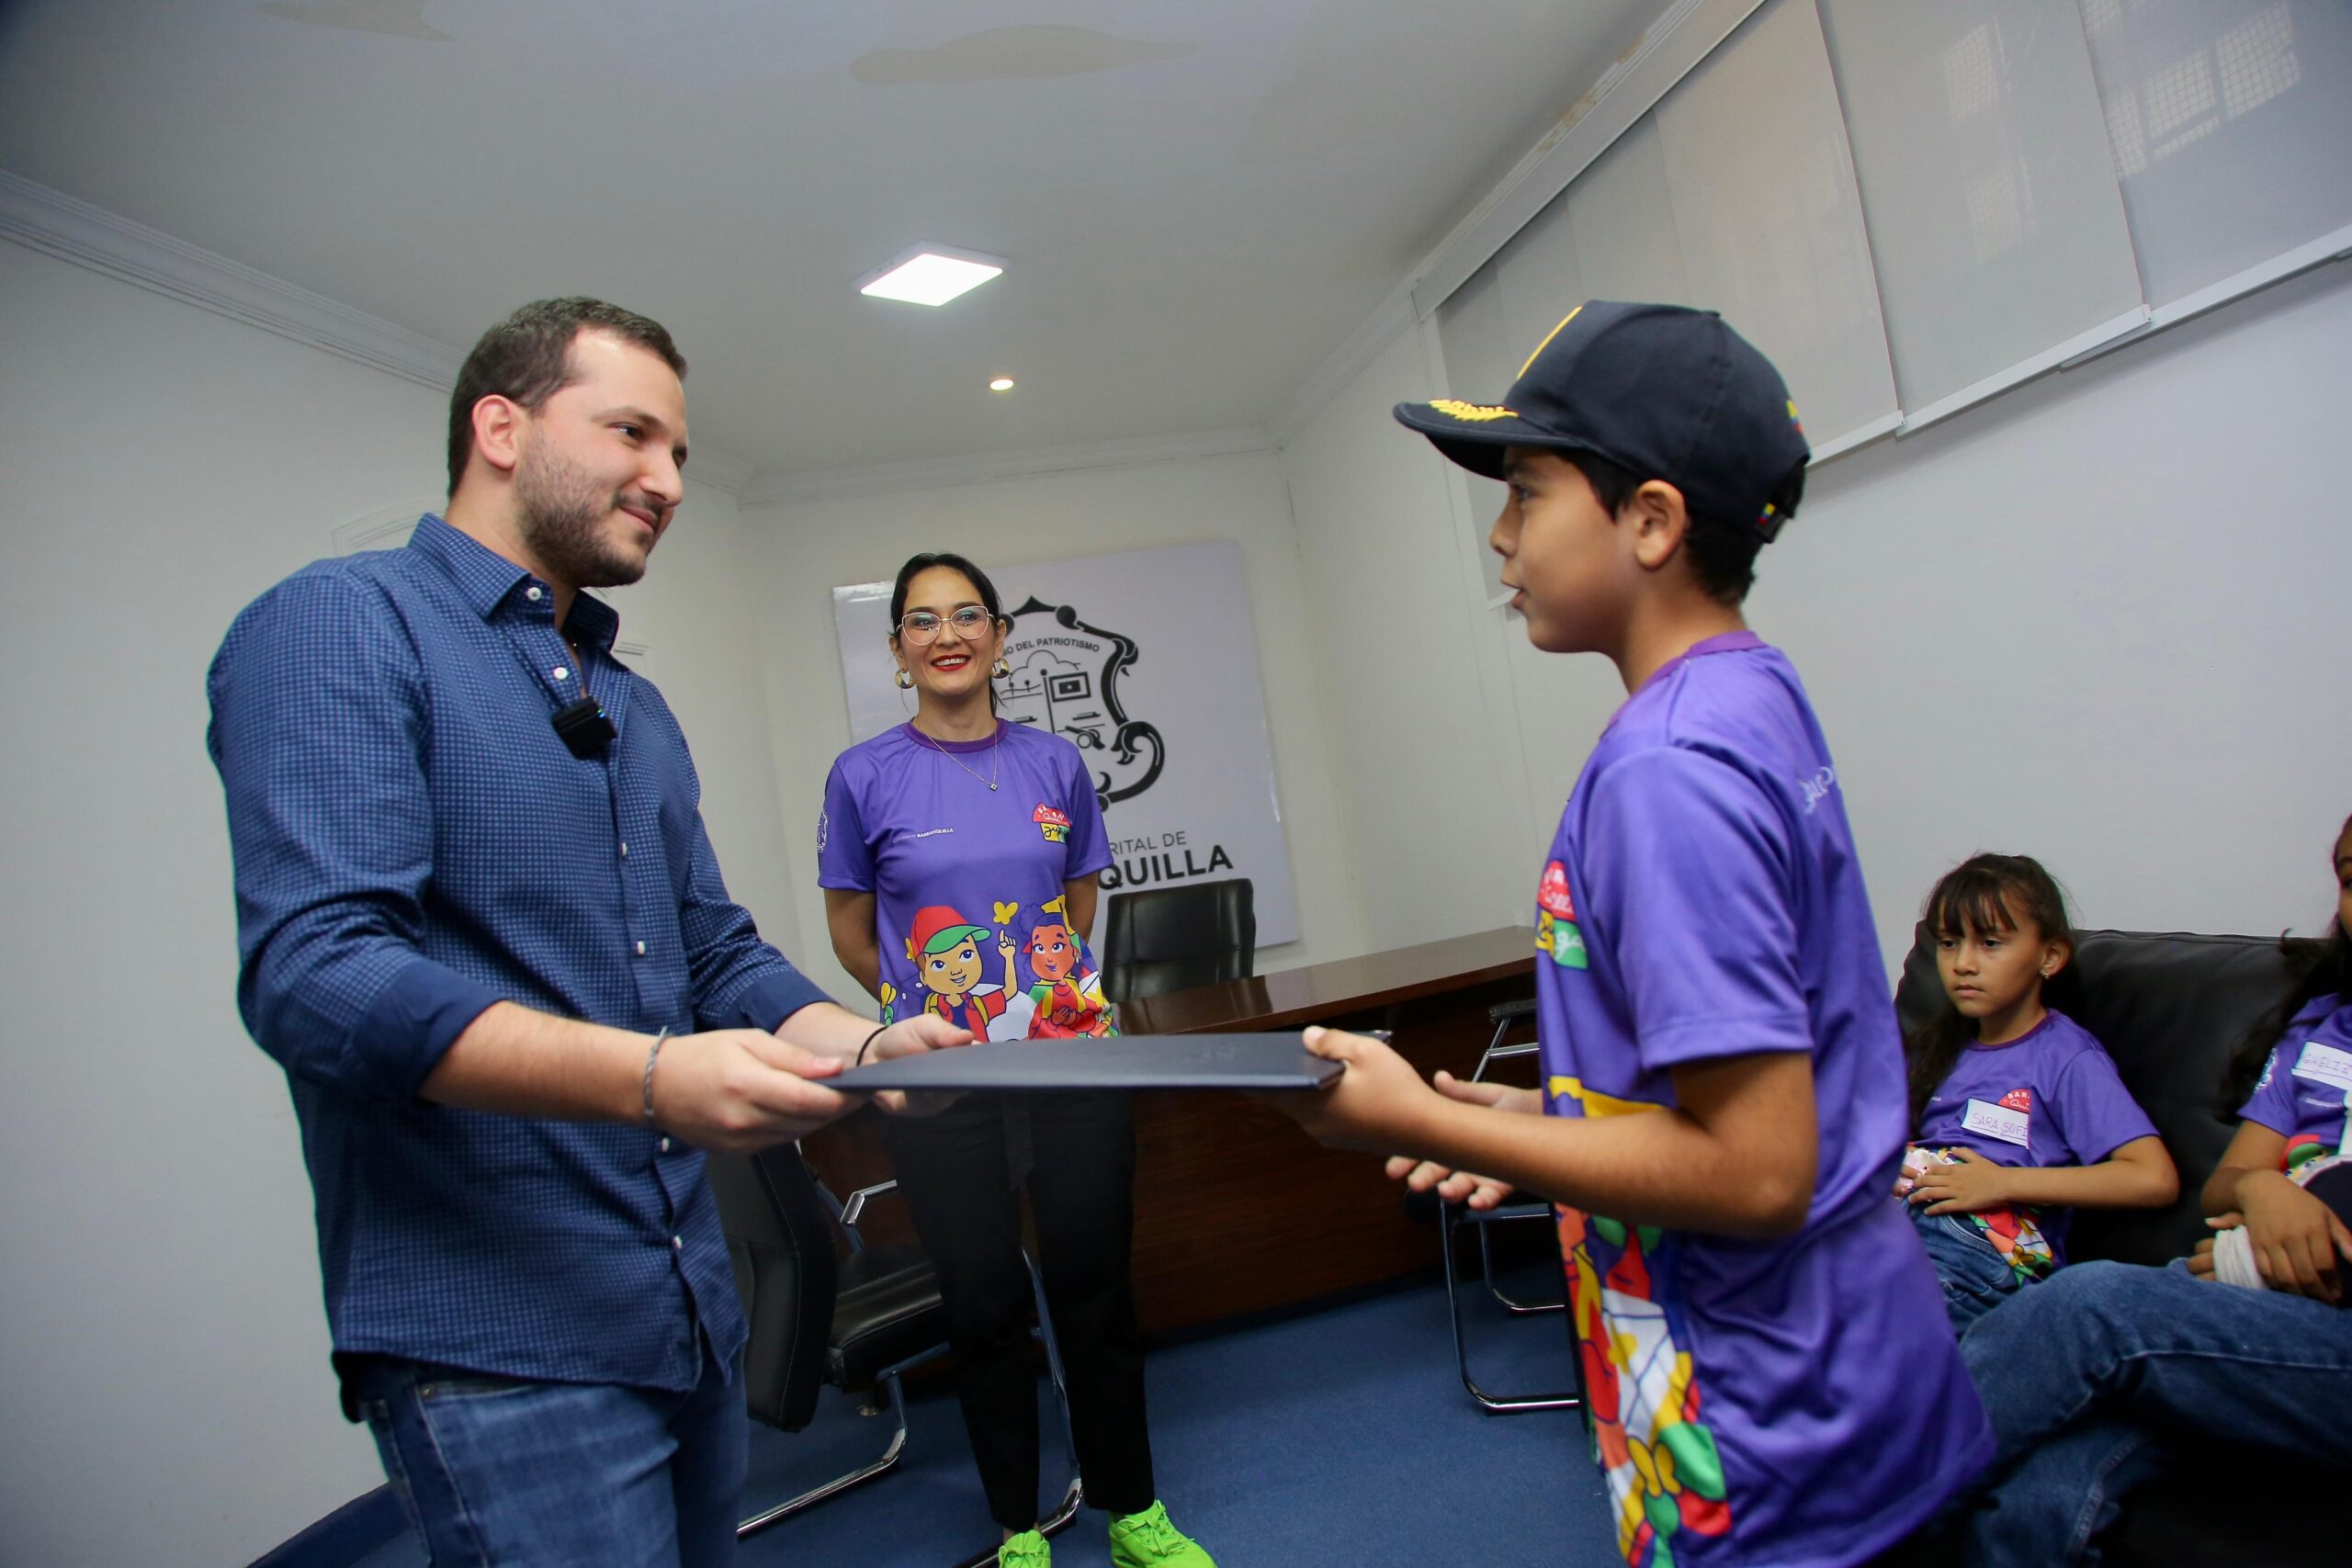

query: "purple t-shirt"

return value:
[819, 721, 1115, 1039]
[2240, 994, 2352, 1169]
[1536, 632, 1992, 1568]
[1913, 1010, 2157, 1266]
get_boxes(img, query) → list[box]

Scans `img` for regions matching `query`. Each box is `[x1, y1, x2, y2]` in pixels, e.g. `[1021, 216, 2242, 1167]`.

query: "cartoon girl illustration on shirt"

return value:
[908, 904, 1019, 1037]
[1024, 901, 1113, 1038]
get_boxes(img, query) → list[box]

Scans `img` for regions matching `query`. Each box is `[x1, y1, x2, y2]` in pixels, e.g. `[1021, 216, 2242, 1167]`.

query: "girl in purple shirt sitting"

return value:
[1956, 815, 2352, 1564]
[1899, 854, 2178, 1331]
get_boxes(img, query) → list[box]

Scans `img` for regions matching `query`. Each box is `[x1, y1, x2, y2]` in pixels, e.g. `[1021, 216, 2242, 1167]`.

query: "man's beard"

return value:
[514, 438, 650, 590]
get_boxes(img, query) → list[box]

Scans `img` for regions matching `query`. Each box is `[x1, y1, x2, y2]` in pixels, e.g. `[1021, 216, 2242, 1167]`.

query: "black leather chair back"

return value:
[1895, 925, 2298, 1267]
[1099, 877, 1256, 1004]
[706, 1146, 836, 1431]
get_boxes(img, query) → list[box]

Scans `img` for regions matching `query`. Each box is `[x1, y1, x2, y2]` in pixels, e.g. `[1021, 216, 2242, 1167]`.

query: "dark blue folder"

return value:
[830, 1033, 1341, 1092]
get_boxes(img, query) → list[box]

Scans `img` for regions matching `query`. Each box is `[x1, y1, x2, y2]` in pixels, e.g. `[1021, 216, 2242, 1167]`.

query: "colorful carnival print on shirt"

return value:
[1535, 859, 1588, 970]
[1550, 1079, 1730, 1566]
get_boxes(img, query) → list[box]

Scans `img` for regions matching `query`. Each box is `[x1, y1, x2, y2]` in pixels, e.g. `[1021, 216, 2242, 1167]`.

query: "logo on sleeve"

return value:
[1997, 1088, 2033, 1113]
[1034, 804, 1071, 843]
[1535, 860, 1588, 970]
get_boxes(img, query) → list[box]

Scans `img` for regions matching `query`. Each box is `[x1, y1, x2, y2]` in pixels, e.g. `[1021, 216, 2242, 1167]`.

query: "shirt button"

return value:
[660, 1137, 672, 1154]
[619, 842, 628, 859]
[553, 666, 570, 681]
[635, 940, 647, 956]
[526, 586, 542, 602]
[671, 1235, 683, 1251]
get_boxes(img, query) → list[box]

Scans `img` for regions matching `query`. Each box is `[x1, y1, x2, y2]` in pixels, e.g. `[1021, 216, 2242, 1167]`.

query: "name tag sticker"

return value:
[1961, 1098, 2031, 1147]
[2290, 1041, 2352, 1095]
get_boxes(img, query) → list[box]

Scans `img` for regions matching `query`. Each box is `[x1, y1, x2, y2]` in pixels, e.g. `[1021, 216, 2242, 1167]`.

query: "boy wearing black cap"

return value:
[1276, 303, 1992, 1566]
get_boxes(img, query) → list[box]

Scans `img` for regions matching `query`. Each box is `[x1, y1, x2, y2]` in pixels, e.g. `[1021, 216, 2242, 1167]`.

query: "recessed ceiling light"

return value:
[855, 244, 1008, 307]
[989, 377, 1016, 392]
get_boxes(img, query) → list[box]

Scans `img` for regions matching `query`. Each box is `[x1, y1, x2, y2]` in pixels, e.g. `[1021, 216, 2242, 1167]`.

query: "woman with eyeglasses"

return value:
[817, 552, 1216, 1568]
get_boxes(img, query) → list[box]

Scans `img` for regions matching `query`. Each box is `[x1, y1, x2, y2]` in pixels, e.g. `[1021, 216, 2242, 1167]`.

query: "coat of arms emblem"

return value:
[999, 595, 1165, 807]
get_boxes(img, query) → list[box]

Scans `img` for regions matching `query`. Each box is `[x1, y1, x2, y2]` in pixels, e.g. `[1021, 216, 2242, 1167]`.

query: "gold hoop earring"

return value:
[895, 668, 913, 690]
[991, 658, 1011, 680]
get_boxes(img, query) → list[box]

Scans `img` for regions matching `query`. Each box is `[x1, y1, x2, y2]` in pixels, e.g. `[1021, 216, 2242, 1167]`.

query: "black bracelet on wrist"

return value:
[856, 1025, 888, 1066]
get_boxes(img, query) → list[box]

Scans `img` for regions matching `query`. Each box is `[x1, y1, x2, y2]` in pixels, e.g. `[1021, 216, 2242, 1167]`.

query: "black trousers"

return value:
[878, 1089, 1156, 1529]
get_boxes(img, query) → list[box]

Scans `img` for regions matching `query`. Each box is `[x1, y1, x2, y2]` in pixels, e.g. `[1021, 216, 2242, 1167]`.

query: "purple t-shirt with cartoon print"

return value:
[1914, 1010, 2159, 1265]
[2240, 994, 2352, 1169]
[1535, 631, 1991, 1568]
[819, 721, 1115, 1040]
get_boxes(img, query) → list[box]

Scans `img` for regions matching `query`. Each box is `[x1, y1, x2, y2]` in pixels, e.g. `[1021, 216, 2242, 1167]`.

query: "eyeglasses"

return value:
[896, 605, 996, 645]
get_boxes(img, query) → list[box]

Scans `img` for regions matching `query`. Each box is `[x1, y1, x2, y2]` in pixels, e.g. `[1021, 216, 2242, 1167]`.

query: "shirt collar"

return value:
[1637, 628, 1763, 694]
[1600, 628, 1765, 737]
[407, 513, 621, 649]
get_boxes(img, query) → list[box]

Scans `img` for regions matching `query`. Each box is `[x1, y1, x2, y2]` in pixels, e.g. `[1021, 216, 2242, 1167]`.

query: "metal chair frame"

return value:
[1438, 998, 1581, 1415]
[738, 1168, 1086, 1559]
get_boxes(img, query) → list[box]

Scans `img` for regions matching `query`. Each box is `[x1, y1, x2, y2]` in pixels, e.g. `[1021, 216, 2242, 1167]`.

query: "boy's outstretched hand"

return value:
[1267, 1026, 1432, 1152]
[1269, 1029, 1537, 1211]
[1385, 1070, 1540, 1211]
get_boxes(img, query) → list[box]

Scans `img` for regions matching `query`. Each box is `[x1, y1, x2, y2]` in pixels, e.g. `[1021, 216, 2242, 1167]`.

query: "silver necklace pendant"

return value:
[920, 726, 1001, 791]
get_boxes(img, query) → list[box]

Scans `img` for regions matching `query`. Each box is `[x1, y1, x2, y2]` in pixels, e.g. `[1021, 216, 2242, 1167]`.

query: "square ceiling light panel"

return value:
[856, 244, 1009, 306]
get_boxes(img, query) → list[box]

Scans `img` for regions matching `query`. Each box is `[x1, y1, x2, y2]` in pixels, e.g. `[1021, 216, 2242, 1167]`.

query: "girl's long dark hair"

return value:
[2222, 813, 2352, 1109]
[889, 551, 1007, 714]
[1904, 853, 2078, 1128]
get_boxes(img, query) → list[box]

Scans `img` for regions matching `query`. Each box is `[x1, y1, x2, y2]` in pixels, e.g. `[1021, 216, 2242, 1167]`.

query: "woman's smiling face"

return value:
[895, 564, 1004, 703]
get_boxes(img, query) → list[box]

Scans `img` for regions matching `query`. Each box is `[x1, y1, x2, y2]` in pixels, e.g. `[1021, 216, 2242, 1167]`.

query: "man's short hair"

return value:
[445, 298, 686, 494]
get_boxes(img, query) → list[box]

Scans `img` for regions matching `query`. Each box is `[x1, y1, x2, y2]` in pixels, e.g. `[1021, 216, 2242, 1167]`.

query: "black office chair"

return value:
[1437, 998, 1580, 1415]
[707, 1144, 1083, 1561]
[1098, 877, 1255, 1004]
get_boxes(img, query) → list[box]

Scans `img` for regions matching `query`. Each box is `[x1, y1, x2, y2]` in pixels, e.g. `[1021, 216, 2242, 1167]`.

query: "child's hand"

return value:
[1894, 1144, 1949, 1198]
[1264, 1026, 1438, 1155]
[1907, 1147, 2014, 1215]
[2238, 1170, 2352, 1303]
[2188, 1212, 2243, 1281]
[1383, 1070, 1539, 1209]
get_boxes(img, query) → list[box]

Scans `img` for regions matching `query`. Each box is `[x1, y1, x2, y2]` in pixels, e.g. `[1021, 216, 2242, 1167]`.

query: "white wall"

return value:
[739, 451, 1371, 1008]
[1279, 321, 1536, 950]
[1278, 259, 2352, 973]
[1767, 260, 2352, 964]
[0, 237, 801, 1566]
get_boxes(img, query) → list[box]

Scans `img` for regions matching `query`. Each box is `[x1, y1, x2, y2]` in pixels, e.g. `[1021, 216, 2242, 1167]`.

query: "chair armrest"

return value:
[838, 1179, 900, 1236]
[1473, 1040, 1543, 1082]
[1487, 998, 1539, 1024]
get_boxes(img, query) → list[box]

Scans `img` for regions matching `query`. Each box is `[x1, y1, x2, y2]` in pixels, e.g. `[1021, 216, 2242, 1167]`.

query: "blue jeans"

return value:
[1957, 1259, 2352, 1566]
[1911, 1206, 2026, 1334]
[350, 1348, 746, 1567]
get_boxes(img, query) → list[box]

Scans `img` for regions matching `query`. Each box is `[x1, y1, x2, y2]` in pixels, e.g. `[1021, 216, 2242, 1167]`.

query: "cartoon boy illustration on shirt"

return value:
[909, 904, 1019, 1037]
[1025, 909, 1114, 1038]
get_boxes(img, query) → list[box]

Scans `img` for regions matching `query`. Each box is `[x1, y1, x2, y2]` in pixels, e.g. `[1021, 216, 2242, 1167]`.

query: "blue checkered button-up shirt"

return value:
[207, 513, 828, 1392]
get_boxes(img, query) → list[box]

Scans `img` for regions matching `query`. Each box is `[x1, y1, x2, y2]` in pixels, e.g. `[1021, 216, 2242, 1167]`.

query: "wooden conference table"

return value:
[800, 925, 1538, 1336]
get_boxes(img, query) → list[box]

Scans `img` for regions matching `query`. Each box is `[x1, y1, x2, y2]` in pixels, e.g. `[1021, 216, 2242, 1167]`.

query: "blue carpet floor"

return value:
[356, 1266, 1616, 1567]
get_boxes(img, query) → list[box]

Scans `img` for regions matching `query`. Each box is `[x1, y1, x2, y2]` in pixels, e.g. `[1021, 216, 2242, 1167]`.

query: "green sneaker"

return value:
[998, 1529, 1050, 1567]
[1108, 1501, 1216, 1568]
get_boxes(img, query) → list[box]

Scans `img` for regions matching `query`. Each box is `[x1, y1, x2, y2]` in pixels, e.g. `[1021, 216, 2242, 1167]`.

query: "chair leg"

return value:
[1477, 1214, 1566, 1315]
[1442, 1201, 1580, 1416]
[737, 1373, 911, 1538]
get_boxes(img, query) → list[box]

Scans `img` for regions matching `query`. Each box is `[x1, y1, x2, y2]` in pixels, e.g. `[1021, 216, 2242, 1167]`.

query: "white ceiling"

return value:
[0, 0, 1666, 482]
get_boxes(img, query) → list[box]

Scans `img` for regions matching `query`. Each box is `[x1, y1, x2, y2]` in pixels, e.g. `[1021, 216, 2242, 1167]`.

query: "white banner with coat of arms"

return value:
[830, 540, 1299, 946]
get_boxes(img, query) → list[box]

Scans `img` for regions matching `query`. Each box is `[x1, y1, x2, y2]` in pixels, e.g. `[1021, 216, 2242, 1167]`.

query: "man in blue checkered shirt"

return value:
[207, 298, 970, 1565]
